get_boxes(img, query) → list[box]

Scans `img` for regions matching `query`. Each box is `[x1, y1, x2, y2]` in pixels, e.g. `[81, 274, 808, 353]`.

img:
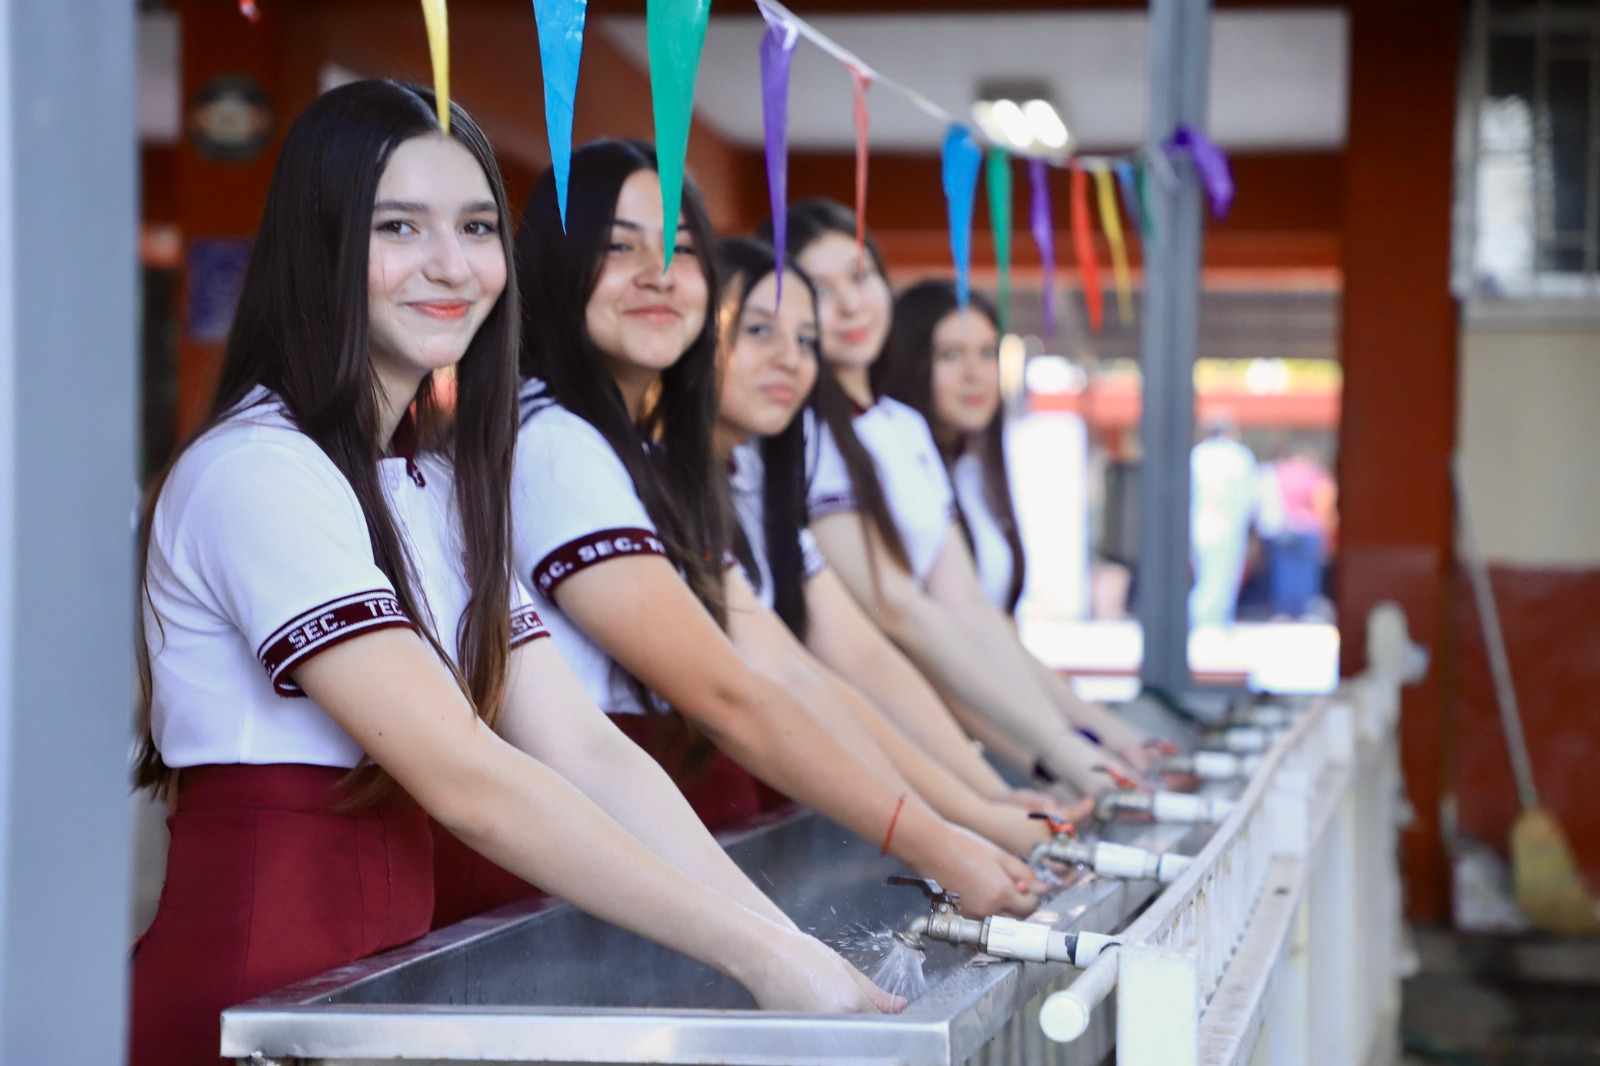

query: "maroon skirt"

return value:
[430, 710, 788, 930]
[129, 764, 432, 1066]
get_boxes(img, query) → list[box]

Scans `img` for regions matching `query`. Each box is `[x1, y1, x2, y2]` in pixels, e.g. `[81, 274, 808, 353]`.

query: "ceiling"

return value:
[601, 8, 1349, 154]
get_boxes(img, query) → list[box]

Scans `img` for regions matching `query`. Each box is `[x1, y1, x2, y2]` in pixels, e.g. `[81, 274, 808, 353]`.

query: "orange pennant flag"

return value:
[1069, 162, 1103, 333]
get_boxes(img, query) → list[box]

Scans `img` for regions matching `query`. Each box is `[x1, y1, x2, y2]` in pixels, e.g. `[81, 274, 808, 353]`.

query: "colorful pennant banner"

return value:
[941, 125, 983, 311]
[532, 0, 588, 230]
[646, 0, 712, 271]
[758, 11, 799, 306]
[1069, 162, 1103, 333]
[420, 0, 450, 133]
[985, 148, 1012, 333]
[355, 0, 1242, 337]
[1091, 161, 1133, 326]
[1027, 159, 1057, 341]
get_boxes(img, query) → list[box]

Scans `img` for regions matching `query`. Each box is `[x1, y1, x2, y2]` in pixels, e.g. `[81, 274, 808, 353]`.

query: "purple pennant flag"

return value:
[759, 11, 799, 309]
[1027, 158, 1057, 341]
[1166, 125, 1234, 220]
[941, 125, 983, 310]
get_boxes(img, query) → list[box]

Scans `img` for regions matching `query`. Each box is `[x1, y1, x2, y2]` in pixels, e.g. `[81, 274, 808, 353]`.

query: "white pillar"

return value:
[0, 1, 138, 1061]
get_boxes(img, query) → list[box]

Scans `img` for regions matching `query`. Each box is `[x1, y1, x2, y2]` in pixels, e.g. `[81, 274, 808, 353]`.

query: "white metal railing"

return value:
[1039, 603, 1424, 1066]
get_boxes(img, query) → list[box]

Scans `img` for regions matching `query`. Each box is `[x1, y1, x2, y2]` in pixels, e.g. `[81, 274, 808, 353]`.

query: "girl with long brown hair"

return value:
[503, 140, 1044, 921]
[768, 200, 1159, 795]
[131, 84, 891, 1066]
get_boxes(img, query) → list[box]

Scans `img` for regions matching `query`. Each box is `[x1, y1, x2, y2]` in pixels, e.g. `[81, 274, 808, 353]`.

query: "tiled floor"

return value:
[1400, 927, 1600, 1065]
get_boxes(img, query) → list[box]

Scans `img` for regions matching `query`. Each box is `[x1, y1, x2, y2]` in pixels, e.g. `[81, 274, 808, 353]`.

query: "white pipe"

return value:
[1039, 952, 1119, 1042]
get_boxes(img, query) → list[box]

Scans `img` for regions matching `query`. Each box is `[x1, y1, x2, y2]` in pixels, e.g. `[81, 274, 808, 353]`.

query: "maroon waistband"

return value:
[174, 763, 413, 815]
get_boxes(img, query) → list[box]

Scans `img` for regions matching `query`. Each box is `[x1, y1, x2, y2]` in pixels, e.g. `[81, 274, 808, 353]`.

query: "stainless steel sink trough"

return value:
[224, 806, 1215, 1066]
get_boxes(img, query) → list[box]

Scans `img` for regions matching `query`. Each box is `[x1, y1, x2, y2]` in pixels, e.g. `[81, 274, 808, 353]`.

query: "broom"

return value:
[1454, 456, 1599, 934]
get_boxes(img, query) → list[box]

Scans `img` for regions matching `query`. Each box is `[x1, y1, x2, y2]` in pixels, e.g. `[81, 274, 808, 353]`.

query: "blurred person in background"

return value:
[1189, 412, 1256, 631]
[1264, 438, 1336, 620]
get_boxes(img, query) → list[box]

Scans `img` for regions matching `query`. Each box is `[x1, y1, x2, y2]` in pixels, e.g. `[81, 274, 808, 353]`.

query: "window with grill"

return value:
[1455, 0, 1600, 309]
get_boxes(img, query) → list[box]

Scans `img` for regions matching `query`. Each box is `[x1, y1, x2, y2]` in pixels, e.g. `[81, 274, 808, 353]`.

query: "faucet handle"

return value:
[1029, 811, 1078, 838]
[886, 875, 961, 909]
[1094, 764, 1144, 792]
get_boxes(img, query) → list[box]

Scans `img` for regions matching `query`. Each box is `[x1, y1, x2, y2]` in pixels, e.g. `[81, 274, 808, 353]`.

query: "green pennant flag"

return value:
[985, 148, 1013, 334]
[646, 0, 711, 272]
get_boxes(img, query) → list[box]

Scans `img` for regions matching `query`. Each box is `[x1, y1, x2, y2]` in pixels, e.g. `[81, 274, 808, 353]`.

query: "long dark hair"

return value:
[516, 139, 727, 622]
[716, 237, 817, 640]
[135, 81, 520, 801]
[760, 199, 911, 576]
[878, 280, 1025, 612]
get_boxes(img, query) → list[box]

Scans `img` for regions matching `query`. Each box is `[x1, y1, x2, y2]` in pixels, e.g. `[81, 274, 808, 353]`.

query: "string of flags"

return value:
[244, 0, 1235, 338]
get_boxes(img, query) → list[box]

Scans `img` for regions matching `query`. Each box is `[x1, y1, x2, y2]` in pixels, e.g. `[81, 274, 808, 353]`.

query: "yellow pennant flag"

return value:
[420, 0, 450, 134]
[1091, 161, 1133, 325]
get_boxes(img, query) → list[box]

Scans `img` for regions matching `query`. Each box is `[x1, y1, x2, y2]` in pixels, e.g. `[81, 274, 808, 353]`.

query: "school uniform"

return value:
[807, 395, 955, 584]
[131, 387, 547, 1066]
[727, 441, 828, 611]
[951, 451, 1018, 613]
[511, 378, 766, 832]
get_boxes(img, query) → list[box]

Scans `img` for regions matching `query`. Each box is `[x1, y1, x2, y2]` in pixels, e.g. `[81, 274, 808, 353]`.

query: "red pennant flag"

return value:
[1070, 162, 1103, 333]
[850, 67, 871, 267]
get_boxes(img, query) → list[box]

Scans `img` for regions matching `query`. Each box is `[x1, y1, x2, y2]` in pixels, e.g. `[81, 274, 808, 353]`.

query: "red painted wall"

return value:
[1454, 569, 1600, 891]
[1336, 0, 1462, 923]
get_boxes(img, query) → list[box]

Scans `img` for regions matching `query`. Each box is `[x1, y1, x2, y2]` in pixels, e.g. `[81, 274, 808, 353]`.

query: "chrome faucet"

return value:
[1160, 749, 1262, 781]
[1094, 789, 1236, 825]
[887, 876, 1115, 967]
[1025, 814, 1192, 884]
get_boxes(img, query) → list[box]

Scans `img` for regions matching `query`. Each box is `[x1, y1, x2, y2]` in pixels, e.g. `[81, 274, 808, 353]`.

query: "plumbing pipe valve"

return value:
[886, 877, 1116, 967]
[1027, 837, 1191, 885]
[1202, 725, 1273, 754]
[1094, 789, 1236, 825]
[1161, 750, 1262, 781]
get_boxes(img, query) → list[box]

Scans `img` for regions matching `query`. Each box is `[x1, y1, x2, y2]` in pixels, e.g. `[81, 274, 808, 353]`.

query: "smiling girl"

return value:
[768, 200, 1158, 795]
[877, 281, 1023, 614]
[503, 140, 1042, 920]
[130, 87, 890, 1066]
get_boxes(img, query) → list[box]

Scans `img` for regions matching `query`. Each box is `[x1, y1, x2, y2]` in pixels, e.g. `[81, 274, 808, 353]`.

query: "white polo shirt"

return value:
[144, 387, 547, 769]
[727, 442, 827, 610]
[951, 451, 1017, 612]
[513, 378, 673, 716]
[806, 396, 955, 582]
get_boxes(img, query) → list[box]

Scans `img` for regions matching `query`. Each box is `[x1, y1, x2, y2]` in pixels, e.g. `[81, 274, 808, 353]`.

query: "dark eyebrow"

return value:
[374, 200, 498, 214]
[609, 218, 692, 233]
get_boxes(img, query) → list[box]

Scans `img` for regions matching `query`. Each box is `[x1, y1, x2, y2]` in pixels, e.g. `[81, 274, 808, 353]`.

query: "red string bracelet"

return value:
[880, 794, 908, 856]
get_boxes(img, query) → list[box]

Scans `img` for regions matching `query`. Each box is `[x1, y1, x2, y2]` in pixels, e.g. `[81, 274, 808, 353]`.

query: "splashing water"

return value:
[833, 924, 930, 1003]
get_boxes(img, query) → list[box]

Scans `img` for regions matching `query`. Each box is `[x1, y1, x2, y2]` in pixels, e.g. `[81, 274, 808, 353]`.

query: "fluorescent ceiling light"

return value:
[990, 99, 1033, 149]
[1023, 99, 1069, 150]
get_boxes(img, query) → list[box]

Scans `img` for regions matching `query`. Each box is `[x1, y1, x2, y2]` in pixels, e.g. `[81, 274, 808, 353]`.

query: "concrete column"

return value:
[0, 1, 138, 1061]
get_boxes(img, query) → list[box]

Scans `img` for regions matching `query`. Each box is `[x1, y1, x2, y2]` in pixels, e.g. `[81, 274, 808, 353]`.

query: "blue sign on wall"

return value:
[186, 238, 252, 344]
